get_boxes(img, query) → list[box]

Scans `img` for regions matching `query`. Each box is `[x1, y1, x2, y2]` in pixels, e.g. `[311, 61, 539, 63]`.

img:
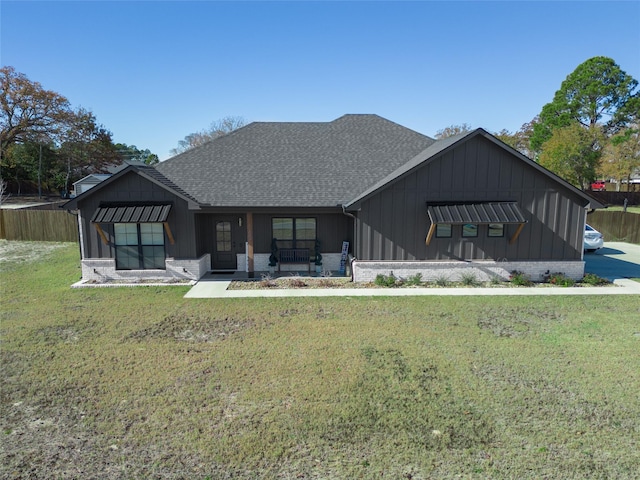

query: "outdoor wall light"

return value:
[238, 218, 242, 227]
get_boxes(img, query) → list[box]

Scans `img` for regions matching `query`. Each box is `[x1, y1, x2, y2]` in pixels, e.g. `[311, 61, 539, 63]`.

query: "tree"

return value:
[0, 66, 72, 164]
[115, 143, 159, 165]
[531, 57, 640, 152]
[494, 118, 538, 158]
[599, 126, 640, 190]
[434, 123, 473, 139]
[538, 122, 603, 189]
[57, 108, 120, 194]
[171, 116, 246, 155]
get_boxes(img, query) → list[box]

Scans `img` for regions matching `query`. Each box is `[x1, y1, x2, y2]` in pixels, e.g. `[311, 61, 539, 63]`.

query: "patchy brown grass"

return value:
[1, 242, 639, 479]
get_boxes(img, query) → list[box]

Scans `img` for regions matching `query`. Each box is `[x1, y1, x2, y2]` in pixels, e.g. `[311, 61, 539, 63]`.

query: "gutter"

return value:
[341, 204, 357, 279]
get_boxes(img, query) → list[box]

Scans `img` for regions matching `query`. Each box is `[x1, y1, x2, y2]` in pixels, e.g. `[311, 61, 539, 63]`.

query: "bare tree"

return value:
[434, 123, 473, 139]
[171, 116, 247, 155]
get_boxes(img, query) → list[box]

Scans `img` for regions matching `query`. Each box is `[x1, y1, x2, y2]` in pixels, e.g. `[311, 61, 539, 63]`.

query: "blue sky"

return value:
[2, 1, 639, 161]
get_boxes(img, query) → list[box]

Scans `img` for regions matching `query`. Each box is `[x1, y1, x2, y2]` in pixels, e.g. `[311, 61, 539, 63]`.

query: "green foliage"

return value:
[509, 271, 533, 286]
[460, 272, 481, 287]
[581, 273, 611, 286]
[531, 56, 640, 153]
[404, 273, 423, 286]
[549, 272, 575, 287]
[374, 272, 397, 287]
[434, 275, 450, 287]
[538, 122, 603, 188]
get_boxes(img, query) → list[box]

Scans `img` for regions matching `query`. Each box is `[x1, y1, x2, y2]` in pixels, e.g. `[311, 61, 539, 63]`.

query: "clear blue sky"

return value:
[2, 1, 639, 161]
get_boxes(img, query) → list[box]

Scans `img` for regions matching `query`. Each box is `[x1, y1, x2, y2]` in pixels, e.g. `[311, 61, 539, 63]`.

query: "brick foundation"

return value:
[80, 254, 210, 283]
[352, 260, 585, 283]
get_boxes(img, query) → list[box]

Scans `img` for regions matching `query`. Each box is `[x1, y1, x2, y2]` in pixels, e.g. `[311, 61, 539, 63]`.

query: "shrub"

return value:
[509, 271, 533, 286]
[374, 273, 397, 287]
[460, 272, 480, 287]
[405, 273, 423, 286]
[434, 275, 451, 287]
[549, 272, 575, 287]
[581, 273, 611, 286]
[490, 275, 504, 286]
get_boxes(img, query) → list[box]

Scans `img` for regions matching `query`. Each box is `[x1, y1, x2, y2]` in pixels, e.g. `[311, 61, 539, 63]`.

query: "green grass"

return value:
[2, 241, 640, 478]
[605, 205, 640, 214]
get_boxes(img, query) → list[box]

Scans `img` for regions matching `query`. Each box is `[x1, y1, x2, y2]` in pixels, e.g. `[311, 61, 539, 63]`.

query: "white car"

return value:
[584, 224, 604, 252]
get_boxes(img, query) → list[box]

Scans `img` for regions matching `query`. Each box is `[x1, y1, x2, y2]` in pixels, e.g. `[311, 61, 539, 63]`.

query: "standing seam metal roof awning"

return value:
[425, 202, 528, 246]
[427, 202, 527, 225]
[91, 204, 172, 224]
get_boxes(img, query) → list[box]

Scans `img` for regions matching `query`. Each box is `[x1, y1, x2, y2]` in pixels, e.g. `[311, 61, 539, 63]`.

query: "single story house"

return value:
[63, 114, 604, 283]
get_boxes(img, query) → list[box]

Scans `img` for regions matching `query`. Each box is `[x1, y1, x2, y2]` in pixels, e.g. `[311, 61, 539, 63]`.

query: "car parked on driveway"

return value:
[584, 224, 604, 252]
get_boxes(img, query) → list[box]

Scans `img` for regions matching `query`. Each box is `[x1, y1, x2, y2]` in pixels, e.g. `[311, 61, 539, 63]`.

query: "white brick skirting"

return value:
[352, 260, 586, 283]
[80, 254, 211, 283]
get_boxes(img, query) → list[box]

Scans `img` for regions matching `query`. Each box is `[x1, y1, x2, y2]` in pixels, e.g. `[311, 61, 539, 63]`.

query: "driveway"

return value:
[584, 241, 640, 280]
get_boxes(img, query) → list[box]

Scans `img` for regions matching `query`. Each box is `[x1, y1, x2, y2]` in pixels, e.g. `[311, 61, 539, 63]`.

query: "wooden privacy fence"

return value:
[587, 211, 640, 244]
[0, 209, 79, 242]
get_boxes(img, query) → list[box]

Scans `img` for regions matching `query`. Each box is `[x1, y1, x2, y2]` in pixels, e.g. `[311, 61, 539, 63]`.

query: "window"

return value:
[435, 224, 452, 238]
[488, 223, 504, 237]
[216, 221, 232, 252]
[114, 223, 165, 269]
[462, 224, 478, 237]
[272, 218, 316, 250]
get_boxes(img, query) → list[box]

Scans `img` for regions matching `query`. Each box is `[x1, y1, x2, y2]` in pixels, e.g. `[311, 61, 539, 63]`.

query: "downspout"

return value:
[341, 204, 357, 279]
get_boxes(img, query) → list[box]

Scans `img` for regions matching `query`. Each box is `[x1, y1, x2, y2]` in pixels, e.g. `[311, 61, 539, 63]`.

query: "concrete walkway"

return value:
[185, 242, 640, 298]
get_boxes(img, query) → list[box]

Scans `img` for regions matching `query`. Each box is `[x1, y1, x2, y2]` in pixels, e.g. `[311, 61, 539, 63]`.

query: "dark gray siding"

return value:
[252, 212, 352, 253]
[355, 136, 587, 261]
[193, 211, 352, 255]
[77, 171, 197, 259]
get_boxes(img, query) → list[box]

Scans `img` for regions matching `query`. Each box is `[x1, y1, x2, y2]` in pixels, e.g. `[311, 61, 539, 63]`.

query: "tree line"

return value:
[437, 57, 640, 191]
[0, 66, 158, 197]
[2, 57, 638, 198]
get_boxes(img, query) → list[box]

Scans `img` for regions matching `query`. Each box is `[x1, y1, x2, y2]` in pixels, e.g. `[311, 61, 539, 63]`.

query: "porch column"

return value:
[246, 212, 254, 278]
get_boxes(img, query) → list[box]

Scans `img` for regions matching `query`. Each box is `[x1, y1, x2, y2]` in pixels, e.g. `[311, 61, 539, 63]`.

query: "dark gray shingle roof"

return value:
[155, 114, 435, 207]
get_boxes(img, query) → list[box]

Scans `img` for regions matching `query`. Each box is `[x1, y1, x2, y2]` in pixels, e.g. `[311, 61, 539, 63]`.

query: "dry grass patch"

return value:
[1, 243, 639, 479]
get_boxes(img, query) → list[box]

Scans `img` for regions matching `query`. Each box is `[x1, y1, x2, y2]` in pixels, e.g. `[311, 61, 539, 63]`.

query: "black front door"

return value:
[213, 218, 239, 270]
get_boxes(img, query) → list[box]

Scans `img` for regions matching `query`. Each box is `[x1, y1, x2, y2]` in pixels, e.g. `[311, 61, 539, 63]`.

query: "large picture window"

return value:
[272, 217, 316, 250]
[114, 223, 165, 270]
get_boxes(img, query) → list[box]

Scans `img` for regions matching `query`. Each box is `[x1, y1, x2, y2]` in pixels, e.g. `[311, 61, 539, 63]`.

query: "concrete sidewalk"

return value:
[185, 242, 640, 299]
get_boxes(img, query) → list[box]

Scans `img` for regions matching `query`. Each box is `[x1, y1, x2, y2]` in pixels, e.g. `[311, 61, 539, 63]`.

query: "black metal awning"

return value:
[425, 202, 527, 246]
[91, 204, 172, 224]
[427, 202, 527, 225]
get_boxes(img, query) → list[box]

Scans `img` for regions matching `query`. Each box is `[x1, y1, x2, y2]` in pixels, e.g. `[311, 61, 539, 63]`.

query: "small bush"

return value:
[434, 275, 450, 287]
[374, 273, 397, 287]
[460, 272, 480, 287]
[405, 273, 423, 286]
[549, 272, 575, 287]
[509, 271, 533, 286]
[490, 275, 504, 286]
[581, 273, 611, 286]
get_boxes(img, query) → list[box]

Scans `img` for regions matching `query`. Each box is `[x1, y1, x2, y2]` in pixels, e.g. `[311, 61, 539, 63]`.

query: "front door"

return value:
[213, 218, 239, 270]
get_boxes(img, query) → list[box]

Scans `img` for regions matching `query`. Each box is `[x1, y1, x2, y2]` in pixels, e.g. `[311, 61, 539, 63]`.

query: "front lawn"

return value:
[1, 242, 639, 479]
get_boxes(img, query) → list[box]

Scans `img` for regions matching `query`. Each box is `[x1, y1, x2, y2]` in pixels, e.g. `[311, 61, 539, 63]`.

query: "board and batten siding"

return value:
[355, 136, 587, 262]
[77, 171, 197, 259]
